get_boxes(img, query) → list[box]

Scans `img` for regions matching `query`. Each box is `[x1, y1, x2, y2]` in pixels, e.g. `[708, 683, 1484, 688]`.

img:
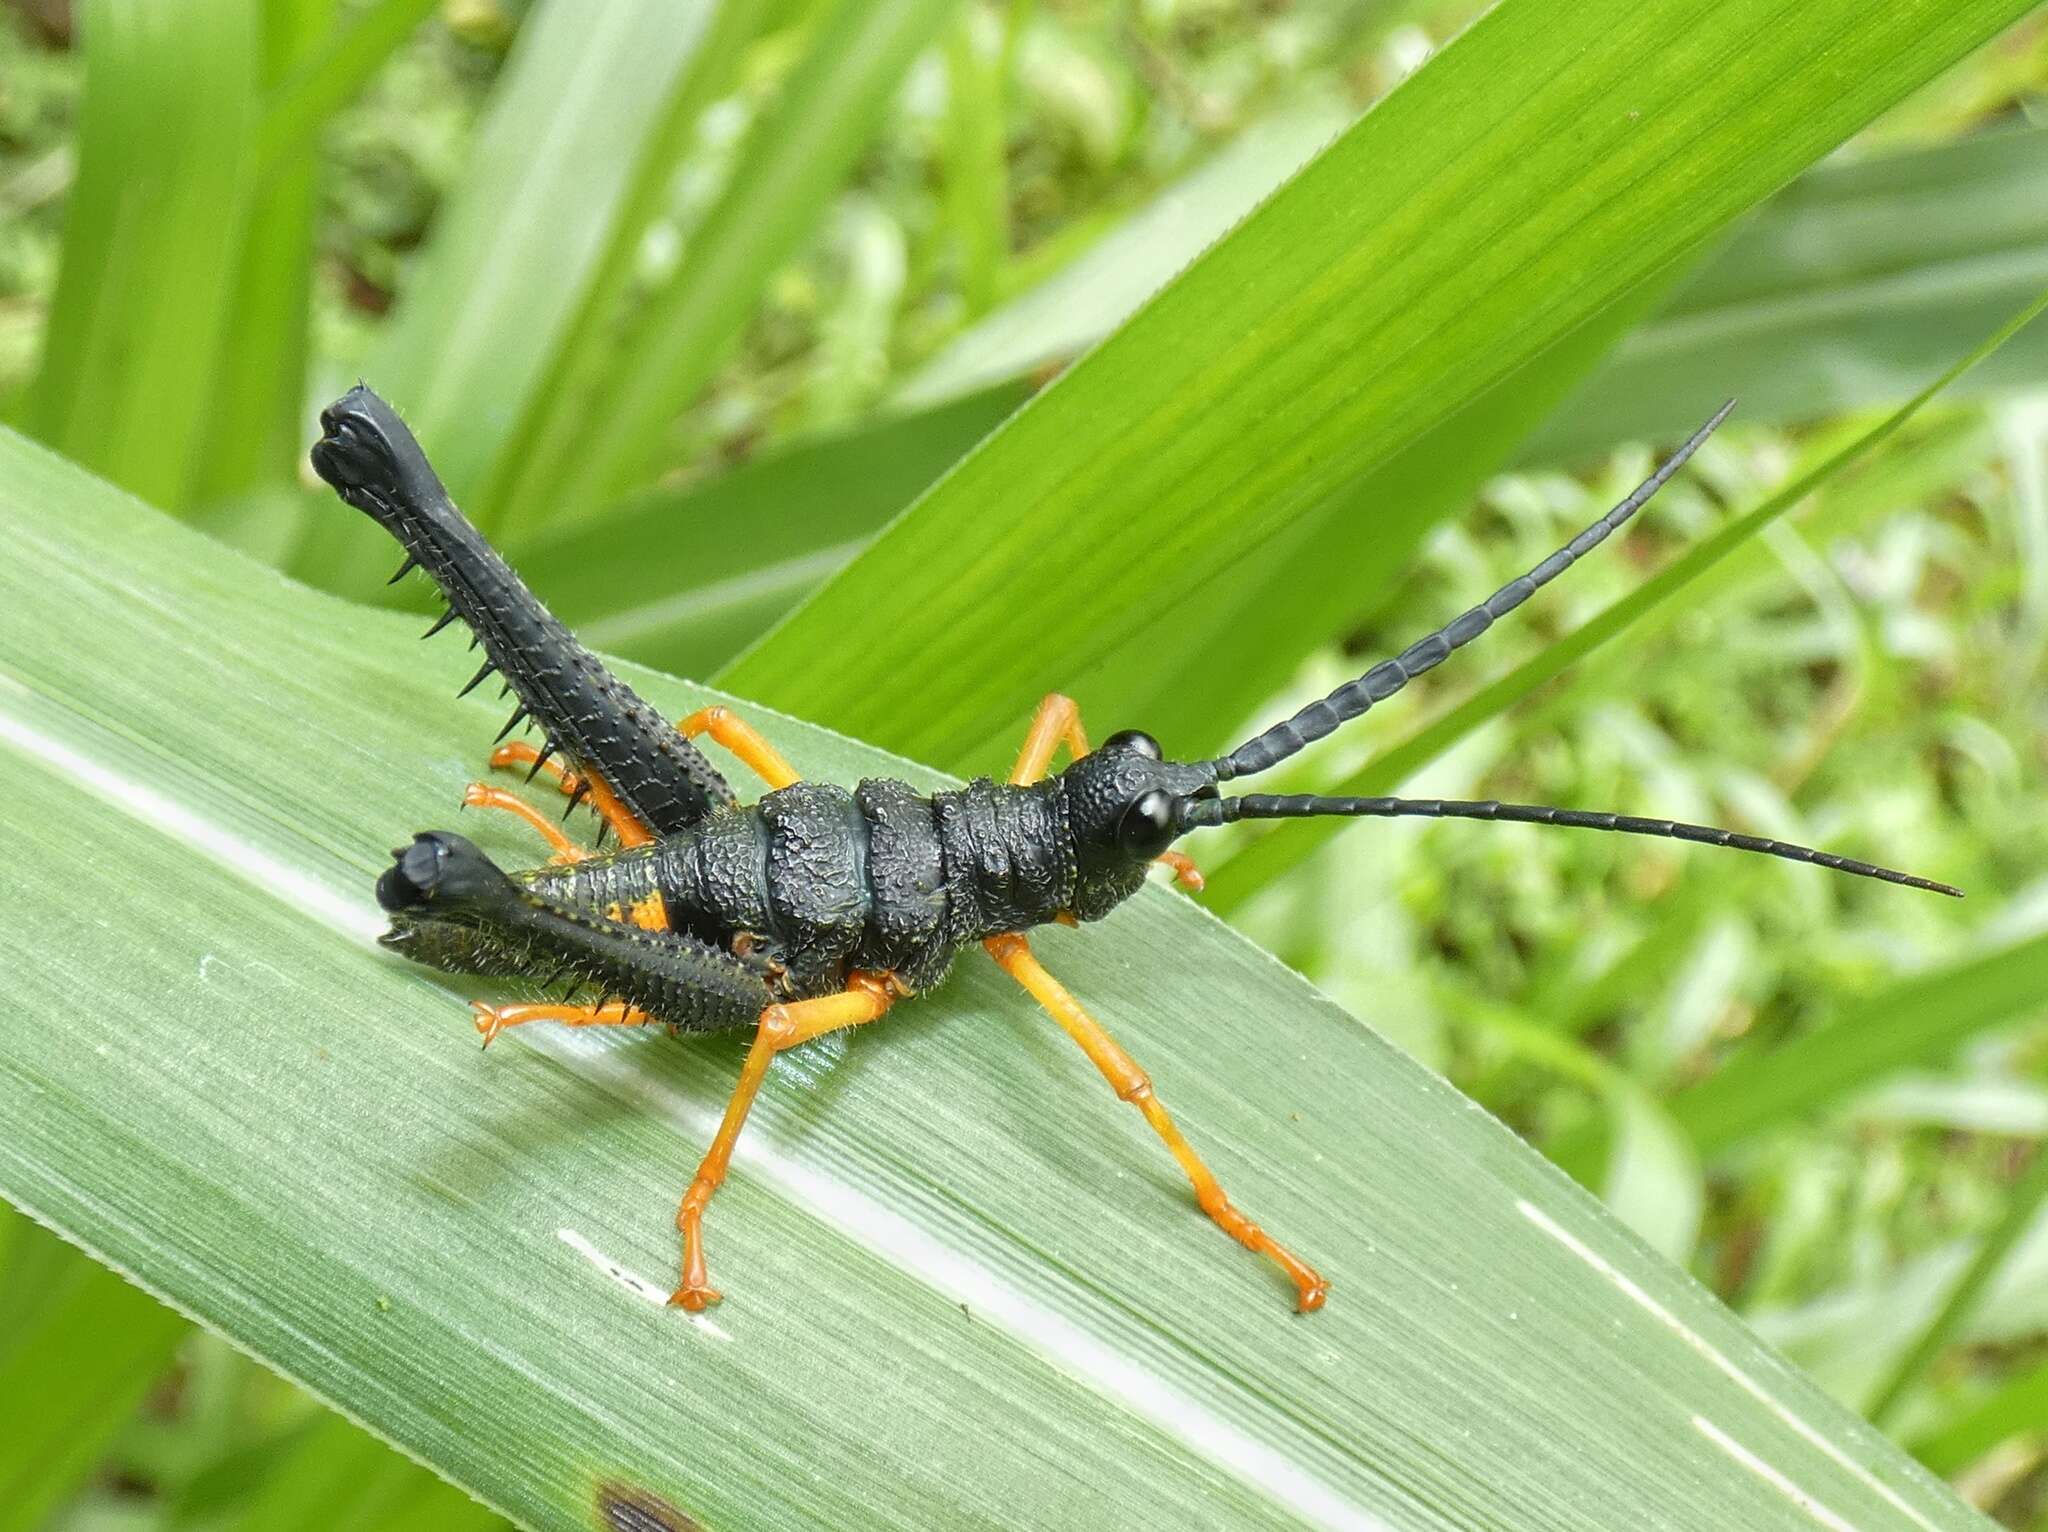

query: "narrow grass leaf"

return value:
[256, 0, 444, 178]
[1865, 1146, 2048, 1428]
[0, 429, 1991, 1530]
[1200, 285, 2048, 913]
[724, 0, 2038, 771]
[217, 1410, 510, 1532]
[23, 0, 259, 512]
[1911, 1355, 2048, 1477]
[893, 89, 1356, 410]
[511, 382, 1027, 677]
[189, 0, 337, 515]
[1669, 934, 2048, 1156]
[497, 0, 965, 532]
[288, 0, 739, 593]
[471, 0, 769, 541]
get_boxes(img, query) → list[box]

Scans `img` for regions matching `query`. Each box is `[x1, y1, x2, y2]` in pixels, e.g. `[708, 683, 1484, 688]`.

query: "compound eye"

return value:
[1101, 729, 1162, 760]
[1116, 789, 1177, 859]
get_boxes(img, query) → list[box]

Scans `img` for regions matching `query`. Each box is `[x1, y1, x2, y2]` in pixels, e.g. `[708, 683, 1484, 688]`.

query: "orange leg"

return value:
[462, 783, 587, 864]
[1007, 692, 1202, 891]
[672, 972, 904, 1310]
[488, 742, 653, 849]
[470, 997, 652, 1048]
[983, 932, 1327, 1313]
[676, 705, 801, 791]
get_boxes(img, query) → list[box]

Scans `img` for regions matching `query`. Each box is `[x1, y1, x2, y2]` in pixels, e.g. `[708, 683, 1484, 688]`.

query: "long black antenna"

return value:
[1210, 400, 1737, 782]
[1180, 794, 1961, 896]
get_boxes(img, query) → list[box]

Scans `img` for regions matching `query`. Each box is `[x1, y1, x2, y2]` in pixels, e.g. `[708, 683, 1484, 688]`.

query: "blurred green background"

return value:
[2, 0, 2047, 1526]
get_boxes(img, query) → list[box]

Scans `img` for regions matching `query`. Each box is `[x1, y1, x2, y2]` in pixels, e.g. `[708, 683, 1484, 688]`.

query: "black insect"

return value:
[311, 386, 1956, 1315]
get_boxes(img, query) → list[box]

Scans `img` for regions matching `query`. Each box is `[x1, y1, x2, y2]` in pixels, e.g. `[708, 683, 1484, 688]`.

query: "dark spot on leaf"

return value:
[597, 1482, 704, 1532]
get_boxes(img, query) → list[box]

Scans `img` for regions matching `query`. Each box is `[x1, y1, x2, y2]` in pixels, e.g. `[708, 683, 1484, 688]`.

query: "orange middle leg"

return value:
[677, 705, 800, 791]
[1007, 693, 1202, 890]
[672, 972, 905, 1309]
[488, 742, 653, 848]
[982, 932, 1327, 1312]
[470, 997, 653, 1048]
[462, 783, 587, 864]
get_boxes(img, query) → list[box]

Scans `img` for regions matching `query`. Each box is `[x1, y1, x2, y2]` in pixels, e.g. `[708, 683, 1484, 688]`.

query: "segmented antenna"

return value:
[1179, 793, 1961, 896]
[1210, 400, 1737, 782]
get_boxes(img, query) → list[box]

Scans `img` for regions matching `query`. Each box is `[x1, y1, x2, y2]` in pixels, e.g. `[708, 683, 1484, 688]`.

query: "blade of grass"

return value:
[1105, 264, 1682, 763]
[0, 425, 1993, 1530]
[893, 88, 1357, 410]
[1912, 1355, 2048, 1477]
[1199, 285, 2048, 914]
[461, 0, 769, 537]
[491, 0, 965, 535]
[256, 0, 444, 178]
[287, 0, 750, 593]
[1865, 1145, 2048, 1429]
[510, 381, 1027, 677]
[1667, 934, 2048, 1157]
[722, 0, 2040, 772]
[22, 0, 259, 513]
[188, 0, 337, 517]
[0, 1218, 191, 1532]
[940, 9, 1007, 319]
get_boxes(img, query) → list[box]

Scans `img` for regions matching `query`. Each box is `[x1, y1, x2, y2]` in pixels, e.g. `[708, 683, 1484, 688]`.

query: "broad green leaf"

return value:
[1525, 125, 2048, 462]
[491, 0, 965, 535]
[1198, 286, 2048, 914]
[0, 1219, 190, 1532]
[513, 382, 1028, 678]
[24, 0, 259, 512]
[1669, 934, 2048, 1157]
[724, 0, 2039, 774]
[0, 431, 1994, 1530]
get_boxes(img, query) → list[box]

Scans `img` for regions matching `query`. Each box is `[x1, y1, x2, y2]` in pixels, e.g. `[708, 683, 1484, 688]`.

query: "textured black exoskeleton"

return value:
[311, 386, 1957, 1315]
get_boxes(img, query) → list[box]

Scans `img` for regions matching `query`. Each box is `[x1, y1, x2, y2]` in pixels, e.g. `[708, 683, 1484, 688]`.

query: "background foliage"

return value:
[1, 0, 2046, 1527]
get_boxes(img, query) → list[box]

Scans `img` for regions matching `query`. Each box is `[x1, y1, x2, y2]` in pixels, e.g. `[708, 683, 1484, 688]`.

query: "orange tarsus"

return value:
[1158, 850, 1204, 891]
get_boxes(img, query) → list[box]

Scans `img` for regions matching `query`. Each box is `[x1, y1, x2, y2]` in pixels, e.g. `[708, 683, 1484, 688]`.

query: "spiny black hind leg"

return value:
[313, 386, 735, 839]
[375, 832, 773, 1038]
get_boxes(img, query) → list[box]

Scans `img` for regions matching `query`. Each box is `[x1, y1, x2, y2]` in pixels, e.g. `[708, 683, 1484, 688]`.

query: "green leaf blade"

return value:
[0, 425, 1998, 1530]
[723, 0, 2038, 773]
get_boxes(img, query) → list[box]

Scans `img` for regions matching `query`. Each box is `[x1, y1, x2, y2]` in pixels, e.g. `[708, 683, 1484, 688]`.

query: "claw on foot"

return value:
[668, 1281, 721, 1311]
[471, 1000, 508, 1048]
